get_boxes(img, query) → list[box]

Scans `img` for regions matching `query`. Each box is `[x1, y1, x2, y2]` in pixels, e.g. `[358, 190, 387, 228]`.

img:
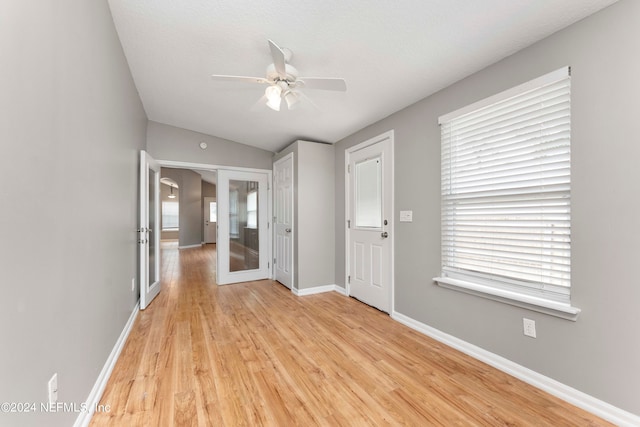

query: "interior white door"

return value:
[347, 133, 393, 312]
[204, 197, 217, 244]
[139, 150, 162, 310]
[217, 170, 270, 285]
[273, 153, 294, 289]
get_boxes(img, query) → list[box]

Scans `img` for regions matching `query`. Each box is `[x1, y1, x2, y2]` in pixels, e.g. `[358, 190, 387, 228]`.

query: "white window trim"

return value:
[434, 276, 580, 320]
[435, 66, 580, 320]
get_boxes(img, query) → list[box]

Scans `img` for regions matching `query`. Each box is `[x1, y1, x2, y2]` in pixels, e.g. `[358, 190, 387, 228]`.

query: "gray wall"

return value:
[297, 142, 335, 289]
[161, 168, 203, 248]
[0, 1, 147, 426]
[147, 121, 274, 169]
[334, 0, 639, 416]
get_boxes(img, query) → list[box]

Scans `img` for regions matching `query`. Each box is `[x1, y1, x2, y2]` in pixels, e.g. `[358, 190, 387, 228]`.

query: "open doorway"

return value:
[157, 161, 272, 286]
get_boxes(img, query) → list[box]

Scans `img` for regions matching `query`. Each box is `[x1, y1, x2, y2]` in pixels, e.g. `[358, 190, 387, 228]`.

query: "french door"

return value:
[139, 150, 161, 309]
[217, 170, 271, 285]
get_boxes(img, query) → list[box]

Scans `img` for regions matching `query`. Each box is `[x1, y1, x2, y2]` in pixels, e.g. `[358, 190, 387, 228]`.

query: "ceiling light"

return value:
[284, 90, 300, 110]
[265, 85, 282, 111]
[168, 186, 176, 199]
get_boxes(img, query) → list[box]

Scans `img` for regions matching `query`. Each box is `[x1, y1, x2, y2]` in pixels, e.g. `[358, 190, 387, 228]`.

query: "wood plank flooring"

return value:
[90, 243, 611, 426]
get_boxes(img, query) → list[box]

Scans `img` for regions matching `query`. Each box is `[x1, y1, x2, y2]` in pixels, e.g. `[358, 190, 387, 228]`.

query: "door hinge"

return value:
[268, 262, 270, 269]
[347, 164, 351, 173]
[273, 258, 276, 265]
[348, 275, 351, 284]
[347, 220, 351, 229]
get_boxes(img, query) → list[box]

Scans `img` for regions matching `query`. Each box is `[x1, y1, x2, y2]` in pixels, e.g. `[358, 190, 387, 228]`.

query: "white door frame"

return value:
[345, 130, 395, 312]
[273, 152, 295, 289]
[156, 159, 273, 281]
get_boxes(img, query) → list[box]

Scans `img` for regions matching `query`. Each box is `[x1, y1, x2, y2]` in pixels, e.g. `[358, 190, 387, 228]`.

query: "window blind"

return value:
[439, 67, 571, 303]
[162, 201, 179, 229]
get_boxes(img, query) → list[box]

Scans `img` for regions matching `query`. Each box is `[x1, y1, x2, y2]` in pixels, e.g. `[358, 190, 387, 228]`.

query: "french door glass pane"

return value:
[148, 168, 157, 285]
[355, 157, 382, 228]
[209, 202, 217, 222]
[229, 180, 260, 272]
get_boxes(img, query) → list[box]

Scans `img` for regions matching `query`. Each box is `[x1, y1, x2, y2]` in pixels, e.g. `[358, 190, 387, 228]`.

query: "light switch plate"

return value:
[399, 210, 413, 222]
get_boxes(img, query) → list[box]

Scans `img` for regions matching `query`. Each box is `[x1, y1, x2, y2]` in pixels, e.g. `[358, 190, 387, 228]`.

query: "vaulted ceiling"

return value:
[108, 0, 617, 153]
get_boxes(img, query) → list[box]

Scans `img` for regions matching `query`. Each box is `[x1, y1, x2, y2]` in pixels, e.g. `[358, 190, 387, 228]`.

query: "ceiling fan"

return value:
[211, 40, 347, 111]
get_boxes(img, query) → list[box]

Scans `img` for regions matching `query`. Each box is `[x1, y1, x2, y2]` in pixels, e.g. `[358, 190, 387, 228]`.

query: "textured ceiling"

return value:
[108, 0, 617, 153]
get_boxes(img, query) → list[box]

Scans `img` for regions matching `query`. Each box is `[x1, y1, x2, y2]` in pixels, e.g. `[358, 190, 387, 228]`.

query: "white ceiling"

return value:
[108, 0, 617, 153]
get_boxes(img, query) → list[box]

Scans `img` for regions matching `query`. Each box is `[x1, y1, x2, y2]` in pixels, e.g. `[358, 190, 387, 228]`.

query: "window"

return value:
[209, 202, 217, 222]
[435, 67, 579, 318]
[355, 157, 382, 228]
[162, 201, 179, 230]
[246, 191, 258, 229]
[230, 190, 239, 237]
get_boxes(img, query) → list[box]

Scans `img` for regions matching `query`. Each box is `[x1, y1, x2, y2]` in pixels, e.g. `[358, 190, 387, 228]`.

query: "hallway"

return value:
[90, 244, 610, 426]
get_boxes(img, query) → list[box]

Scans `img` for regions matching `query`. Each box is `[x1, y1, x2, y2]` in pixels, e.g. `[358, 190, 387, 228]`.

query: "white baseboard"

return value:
[178, 243, 203, 249]
[333, 286, 348, 296]
[74, 303, 140, 427]
[292, 284, 339, 296]
[391, 311, 640, 427]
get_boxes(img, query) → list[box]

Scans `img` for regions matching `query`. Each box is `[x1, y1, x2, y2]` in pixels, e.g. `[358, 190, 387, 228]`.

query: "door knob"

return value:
[285, 228, 291, 233]
[381, 231, 389, 238]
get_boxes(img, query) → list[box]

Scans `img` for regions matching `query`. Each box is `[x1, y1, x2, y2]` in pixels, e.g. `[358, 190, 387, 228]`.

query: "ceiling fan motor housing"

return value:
[266, 63, 298, 86]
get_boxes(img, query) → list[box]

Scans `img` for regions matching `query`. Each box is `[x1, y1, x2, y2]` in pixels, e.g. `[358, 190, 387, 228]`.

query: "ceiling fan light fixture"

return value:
[211, 40, 346, 112]
[265, 85, 282, 111]
[284, 90, 300, 110]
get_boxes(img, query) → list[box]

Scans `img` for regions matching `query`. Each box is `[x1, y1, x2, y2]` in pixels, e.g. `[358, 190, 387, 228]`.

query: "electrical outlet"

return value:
[131, 278, 136, 292]
[48, 373, 58, 404]
[523, 318, 537, 338]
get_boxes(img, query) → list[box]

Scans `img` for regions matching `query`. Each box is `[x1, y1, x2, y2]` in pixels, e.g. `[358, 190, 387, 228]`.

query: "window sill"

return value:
[433, 277, 581, 321]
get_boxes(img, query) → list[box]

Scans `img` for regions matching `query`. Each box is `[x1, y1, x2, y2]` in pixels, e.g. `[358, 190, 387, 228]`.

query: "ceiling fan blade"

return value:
[210, 74, 268, 84]
[297, 77, 347, 91]
[249, 94, 269, 112]
[298, 91, 321, 112]
[268, 39, 287, 79]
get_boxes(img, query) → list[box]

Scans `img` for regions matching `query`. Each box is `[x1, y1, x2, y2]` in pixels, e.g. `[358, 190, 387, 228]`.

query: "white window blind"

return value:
[162, 201, 179, 230]
[247, 191, 258, 229]
[438, 67, 571, 304]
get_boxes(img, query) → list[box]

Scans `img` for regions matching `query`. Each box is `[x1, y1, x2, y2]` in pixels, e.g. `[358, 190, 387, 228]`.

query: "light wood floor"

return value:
[90, 243, 611, 426]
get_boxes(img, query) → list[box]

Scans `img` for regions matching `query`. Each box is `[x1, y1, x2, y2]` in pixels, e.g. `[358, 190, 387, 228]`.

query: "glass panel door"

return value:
[139, 150, 161, 309]
[217, 170, 270, 285]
